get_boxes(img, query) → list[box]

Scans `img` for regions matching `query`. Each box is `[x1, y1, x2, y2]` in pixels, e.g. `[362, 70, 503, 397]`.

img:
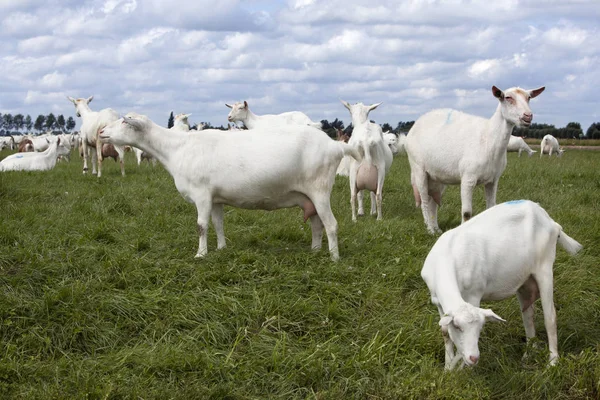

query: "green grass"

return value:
[0, 150, 599, 399]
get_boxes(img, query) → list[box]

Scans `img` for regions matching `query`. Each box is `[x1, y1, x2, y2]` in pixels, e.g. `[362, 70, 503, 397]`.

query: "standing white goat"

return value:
[99, 113, 360, 260]
[67, 96, 125, 177]
[341, 100, 393, 221]
[406, 85, 545, 234]
[421, 200, 582, 369]
[1, 138, 70, 171]
[540, 134, 564, 157]
[225, 101, 322, 130]
[507, 135, 536, 157]
[171, 113, 191, 132]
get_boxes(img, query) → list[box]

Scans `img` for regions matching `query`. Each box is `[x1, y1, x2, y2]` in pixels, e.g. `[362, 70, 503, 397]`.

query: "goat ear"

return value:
[529, 86, 545, 99]
[122, 116, 144, 131]
[225, 103, 232, 109]
[67, 96, 76, 104]
[87, 96, 94, 104]
[369, 102, 382, 112]
[185, 113, 192, 118]
[243, 100, 248, 109]
[482, 309, 505, 323]
[340, 100, 351, 110]
[439, 315, 453, 327]
[492, 86, 504, 100]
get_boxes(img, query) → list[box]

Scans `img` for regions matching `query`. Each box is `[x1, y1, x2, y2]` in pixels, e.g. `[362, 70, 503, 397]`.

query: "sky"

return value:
[0, 0, 599, 132]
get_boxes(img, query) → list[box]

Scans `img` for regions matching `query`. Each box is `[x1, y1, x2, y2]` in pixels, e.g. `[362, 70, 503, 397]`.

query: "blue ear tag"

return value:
[16, 155, 23, 159]
[504, 200, 525, 205]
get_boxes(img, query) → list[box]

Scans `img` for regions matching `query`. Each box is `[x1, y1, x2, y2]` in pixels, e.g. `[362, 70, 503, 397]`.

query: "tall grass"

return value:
[0, 149, 598, 399]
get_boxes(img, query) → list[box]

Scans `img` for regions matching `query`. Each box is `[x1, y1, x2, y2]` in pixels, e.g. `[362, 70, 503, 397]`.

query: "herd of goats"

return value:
[0, 85, 585, 370]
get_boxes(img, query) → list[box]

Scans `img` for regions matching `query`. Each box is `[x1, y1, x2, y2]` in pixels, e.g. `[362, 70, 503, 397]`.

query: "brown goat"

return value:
[18, 138, 33, 152]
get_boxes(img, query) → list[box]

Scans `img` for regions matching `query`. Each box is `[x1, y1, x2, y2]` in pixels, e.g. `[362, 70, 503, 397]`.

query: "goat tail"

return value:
[557, 226, 583, 255]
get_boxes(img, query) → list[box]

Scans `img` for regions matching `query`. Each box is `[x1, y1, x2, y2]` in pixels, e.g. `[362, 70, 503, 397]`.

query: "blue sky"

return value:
[1, 0, 599, 132]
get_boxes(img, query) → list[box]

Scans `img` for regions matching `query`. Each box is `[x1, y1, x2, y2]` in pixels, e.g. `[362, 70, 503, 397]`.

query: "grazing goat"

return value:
[67, 96, 125, 177]
[406, 85, 545, 234]
[225, 101, 322, 130]
[422, 200, 582, 369]
[507, 135, 536, 157]
[1, 138, 70, 171]
[99, 113, 360, 260]
[341, 100, 393, 221]
[540, 134, 564, 157]
[132, 147, 158, 167]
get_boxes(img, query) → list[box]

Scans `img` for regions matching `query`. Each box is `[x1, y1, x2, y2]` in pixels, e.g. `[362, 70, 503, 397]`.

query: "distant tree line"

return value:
[3, 110, 598, 140]
[0, 112, 76, 136]
[513, 122, 590, 139]
[321, 119, 415, 139]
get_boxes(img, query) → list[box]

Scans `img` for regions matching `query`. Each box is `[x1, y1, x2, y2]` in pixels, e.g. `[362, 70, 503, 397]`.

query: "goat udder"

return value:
[356, 164, 378, 192]
[302, 200, 317, 222]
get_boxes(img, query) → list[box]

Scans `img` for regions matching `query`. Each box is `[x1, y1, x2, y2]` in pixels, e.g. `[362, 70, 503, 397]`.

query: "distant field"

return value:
[0, 149, 599, 398]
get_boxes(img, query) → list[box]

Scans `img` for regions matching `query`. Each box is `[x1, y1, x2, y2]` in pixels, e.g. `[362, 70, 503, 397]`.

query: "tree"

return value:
[13, 114, 24, 132]
[25, 115, 33, 132]
[66, 116, 76, 132]
[56, 115, 66, 132]
[395, 121, 414, 133]
[34, 115, 46, 133]
[381, 123, 393, 133]
[585, 122, 600, 139]
[3, 113, 14, 133]
[167, 112, 174, 128]
[45, 113, 57, 132]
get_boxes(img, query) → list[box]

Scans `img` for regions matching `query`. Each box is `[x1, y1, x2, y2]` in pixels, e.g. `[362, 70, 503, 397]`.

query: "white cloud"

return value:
[468, 59, 501, 79]
[0, 0, 599, 131]
[39, 71, 67, 88]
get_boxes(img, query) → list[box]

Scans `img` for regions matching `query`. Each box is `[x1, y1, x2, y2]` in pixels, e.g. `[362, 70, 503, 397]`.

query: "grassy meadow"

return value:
[0, 147, 599, 399]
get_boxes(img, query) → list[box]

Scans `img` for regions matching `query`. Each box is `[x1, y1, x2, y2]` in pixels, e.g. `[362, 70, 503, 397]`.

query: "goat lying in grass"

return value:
[1, 138, 70, 172]
[99, 113, 360, 260]
[421, 200, 582, 369]
[226, 101, 322, 130]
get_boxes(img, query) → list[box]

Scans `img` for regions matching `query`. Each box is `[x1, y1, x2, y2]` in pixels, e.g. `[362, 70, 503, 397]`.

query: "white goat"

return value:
[67, 96, 125, 177]
[421, 200, 582, 369]
[0, 136, 15, 150]
[132, 147, 158, 167]
[341, 100, 393, 221]
[99, 113, 360, 260]
[406, 85, 545, 234]
[507, 135, 536, 157]
[383, 132, 405, 155]
[225, 101, 322, 130]
[171, 113, 191, 132]
[540, 134, 564, 157]
[1, 138, 70, 172]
